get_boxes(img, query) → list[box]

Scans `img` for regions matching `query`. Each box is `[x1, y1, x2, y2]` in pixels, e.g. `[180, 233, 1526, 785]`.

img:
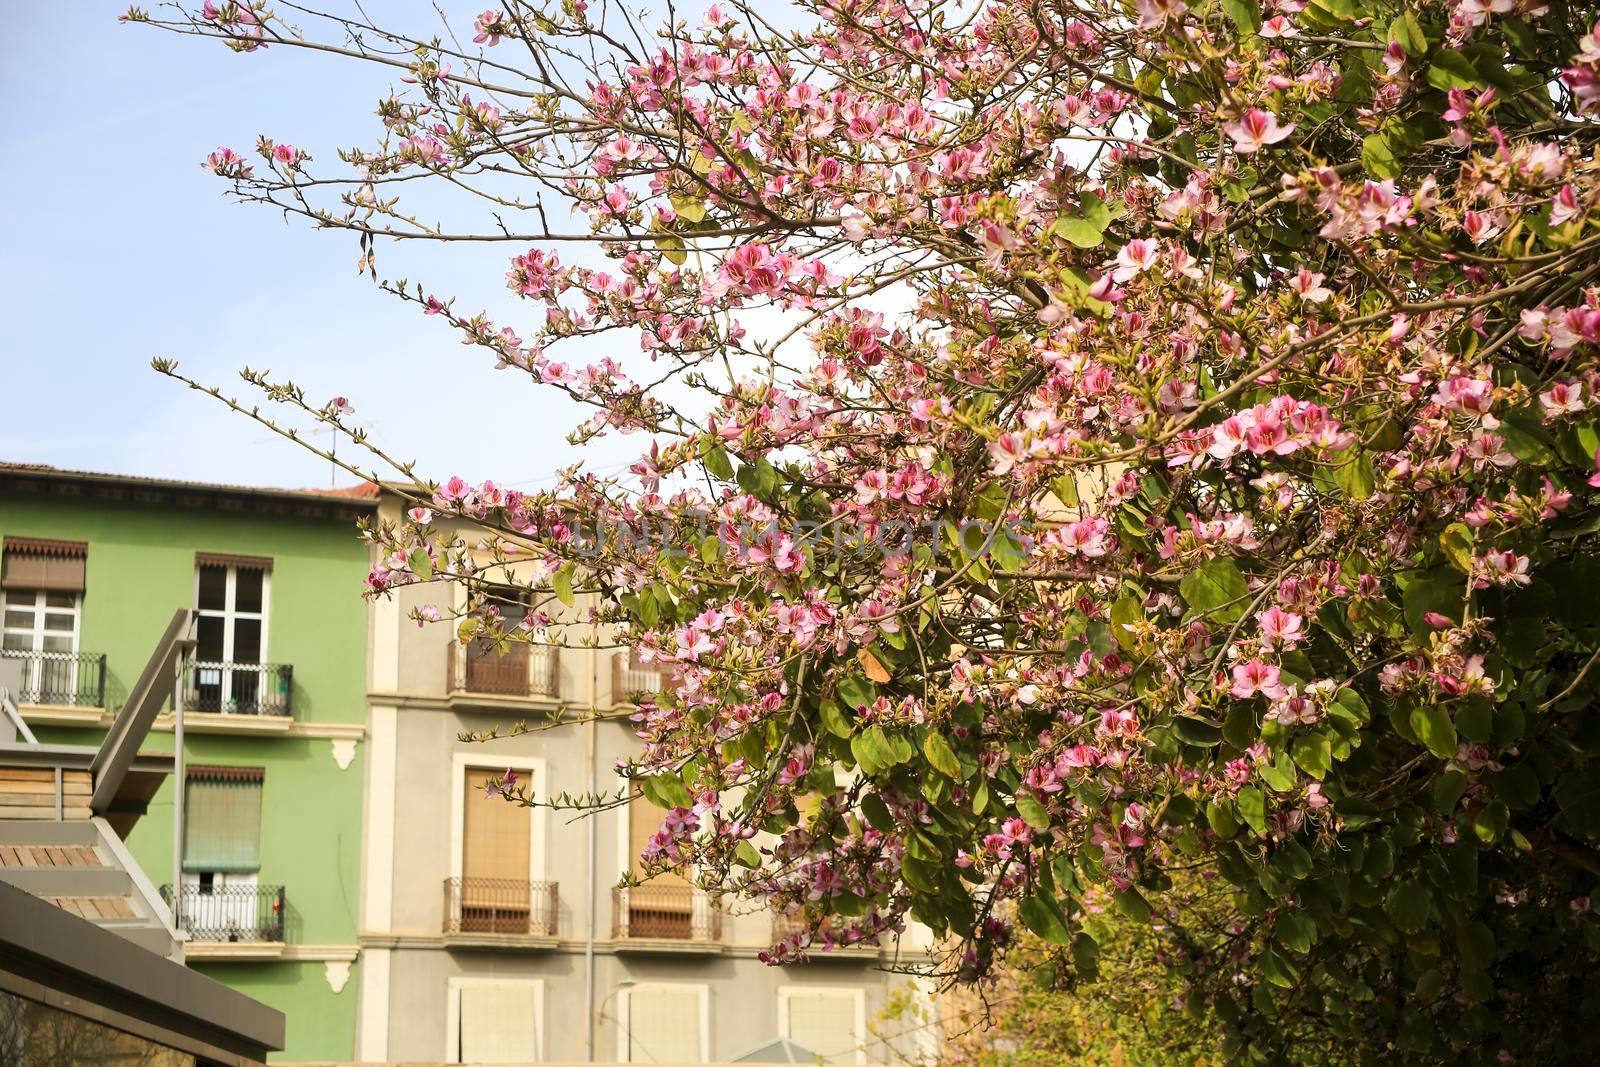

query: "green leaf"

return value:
[1434, 770, 1469, 816]
[1259, 752, 1299, 792]
[1207, 799, 1241, 838]
[1290, 732, 1333, 780]
[654, 233, 688, 265]
[1015, 791, 1052, 830]
[1174, 716, 1223, 747]
[1223, 0, 1262, 34]
[1072, 931, 1100, 979]
[1052, 215, 1105, 248]
[407, 547, 433, 579]
[704, 444, 734, 480]
[1499, 410, 1559, 465]
[639, 773, 692, 810]
[1277, 910, 1318, 953]
[1403, 572, 1463, 636]
[1439, 523, 1475, 573]
[818, 697, 853, 739]
[1333, 451, 1376, 499]
[1410, 702, 1458, 760]
[1109, 595, 1144, 650]
[1388, 12, 1426, 52]
[1388, 879, 1433, 932]
[735, 840, 762, 868]
[1427, 49, 1483, 90]
[1237, 785, 1267, 833]
[1180, 557, 1250, 622]
[851, 725, 912, 775]
[1019, 895, 1072, 945]
[1114, 888, 1153, 923]
[837, 674, 876, 710]
[923, 731, 962, 778]
[552, 564, 575, 607]
[1362, 133, 1400, 180]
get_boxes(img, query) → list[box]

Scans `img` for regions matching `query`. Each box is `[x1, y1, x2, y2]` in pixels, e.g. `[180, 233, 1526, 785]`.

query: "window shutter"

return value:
[463, 768, 531, 881]
[184, 771, 263, 872]
[785, 990, 861, 1066]
[1, 538, 87, 592]
[626, 986, 704, 1064]
[458, 982, 539, 1063]
[629, 789, 690, 891]
[194, 552, 274, 571]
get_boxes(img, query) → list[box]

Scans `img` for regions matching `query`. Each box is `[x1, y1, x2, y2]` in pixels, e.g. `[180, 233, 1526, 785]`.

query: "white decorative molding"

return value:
[22, 706, 366, 741]
[325, 960, 353, 994]
[331, 738, 358, 770]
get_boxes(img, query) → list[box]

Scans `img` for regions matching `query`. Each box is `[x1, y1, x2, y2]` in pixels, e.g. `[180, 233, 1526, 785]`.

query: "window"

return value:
[1, 538, 86, 704]
[179, 767, 267, 939]
[183, 767, 263, 874]
[449, 755, 547, 932]
[622, 786, 694, 937]
[193, 555, 271, 712]
[618, 983, 709, 1064]
[778, 987, 867, 1066]
[446, 978, 543, 1063]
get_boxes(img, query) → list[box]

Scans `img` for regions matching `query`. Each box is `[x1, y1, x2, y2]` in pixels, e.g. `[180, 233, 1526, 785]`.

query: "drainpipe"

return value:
[172, 645, 186, 939]
[585, 599, 598, 1062]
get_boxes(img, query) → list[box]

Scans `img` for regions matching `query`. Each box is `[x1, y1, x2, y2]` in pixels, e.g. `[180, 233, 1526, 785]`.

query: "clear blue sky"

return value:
[0, 4, 639, 493]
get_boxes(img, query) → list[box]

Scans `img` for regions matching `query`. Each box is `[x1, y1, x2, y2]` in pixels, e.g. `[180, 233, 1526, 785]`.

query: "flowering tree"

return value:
[134, 0, 1600, 1059]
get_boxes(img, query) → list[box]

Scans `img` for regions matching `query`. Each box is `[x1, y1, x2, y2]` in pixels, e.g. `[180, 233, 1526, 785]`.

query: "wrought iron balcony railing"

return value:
[613, 882, 721, 942]
[443, 877, 558, 937]
[161, 884, 286, 943]
[0, 650, 106, 707]
[611, 650, 673, 705]
[182, 660, 293, 716]
[447, 641, 560, 700]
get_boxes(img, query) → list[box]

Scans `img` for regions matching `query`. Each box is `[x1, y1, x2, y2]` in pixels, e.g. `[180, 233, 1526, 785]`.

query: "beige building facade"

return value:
[357, 494, 938, 1064]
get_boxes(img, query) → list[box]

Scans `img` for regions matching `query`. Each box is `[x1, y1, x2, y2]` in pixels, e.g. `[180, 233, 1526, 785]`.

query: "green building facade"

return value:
[0, 463, 374, 1061]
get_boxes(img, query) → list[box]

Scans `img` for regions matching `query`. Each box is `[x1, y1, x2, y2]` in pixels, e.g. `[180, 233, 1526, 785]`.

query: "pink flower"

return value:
[1256, 607, 1304, 650]
[407, 507, 434, 525]
[1230, 660, 1289, 700]
[988, 432, 1027, 475]
[473, 10, 506, 45]
[1288, 269, 1332, 303]
[202, 146, 253, 178]
[1539, 381, 1585, 417]
[1112, 238, 1159, 282]
[1224, 109, 1296, 153]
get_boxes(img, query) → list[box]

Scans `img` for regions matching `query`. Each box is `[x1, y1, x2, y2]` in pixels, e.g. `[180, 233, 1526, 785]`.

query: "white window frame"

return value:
[193, 563, 271, 706]
[449, 752, 549, 883]
[778, 985, 868, 1066]
[444, 976, 545, 1064]
[1, 588, 82, 703]
[616, 982, 711, 1064]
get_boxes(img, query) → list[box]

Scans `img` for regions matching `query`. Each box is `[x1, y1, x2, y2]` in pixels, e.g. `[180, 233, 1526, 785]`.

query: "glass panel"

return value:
[235, 568, 264, 613]
[0, 988, 196, 1066]
[42, 634, 73, 653]
[2, 633, 31, 651]
[196, 615, 225, 661]
[43, 612, 74, 631]
[197, 565, 227, 611]
[232, 619, 262, 664]
[4, 609, 35, 630]
[44, 591, 77, 609]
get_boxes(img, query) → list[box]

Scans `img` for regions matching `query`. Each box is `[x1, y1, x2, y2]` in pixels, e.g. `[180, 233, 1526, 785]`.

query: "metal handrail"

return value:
[446, 642, 560, 699]
[443, 877, 559, 936]
[613, 883, 721, 941]
[0, 649, 107, 707]
[182, 660, 293, 716]
[160, 884, 286, 942]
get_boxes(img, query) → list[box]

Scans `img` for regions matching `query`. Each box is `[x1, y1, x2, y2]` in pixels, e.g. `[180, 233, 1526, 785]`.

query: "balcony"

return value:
[0, 650, 106, 708]
[162, 884, 286, 945]
[443, 877, 558, 946]
[613, 883, 721, 951]
[182, 661, 292, 717]
[611, 650, 673, 706]
[447, 641, 560, 703]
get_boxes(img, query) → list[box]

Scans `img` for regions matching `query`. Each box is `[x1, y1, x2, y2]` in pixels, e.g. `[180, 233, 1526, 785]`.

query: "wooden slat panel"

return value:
[0, 769, 59, 783]
[0, 805, 93, 820]
[0, 847, 18, 867]
[463, 769, 531, 881]
[103, 896, 135, 918]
